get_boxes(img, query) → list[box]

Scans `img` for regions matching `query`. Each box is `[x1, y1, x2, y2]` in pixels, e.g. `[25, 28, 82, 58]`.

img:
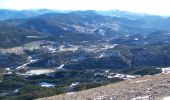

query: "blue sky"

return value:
[0, 0, 170, 16]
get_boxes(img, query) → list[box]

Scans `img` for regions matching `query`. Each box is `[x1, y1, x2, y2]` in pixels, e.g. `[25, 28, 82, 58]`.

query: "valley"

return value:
[0, 10, 170, 99]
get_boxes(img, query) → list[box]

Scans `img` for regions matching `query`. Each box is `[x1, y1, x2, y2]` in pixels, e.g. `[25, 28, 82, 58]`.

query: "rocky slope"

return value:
[37, 73, 170, 100]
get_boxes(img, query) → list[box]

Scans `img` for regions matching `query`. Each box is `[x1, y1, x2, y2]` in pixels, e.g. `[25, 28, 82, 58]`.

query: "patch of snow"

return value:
[109, 73, 115, 75]
[114, 74, 125, 78]
[26, 36, 42, 38]
[84, 48, 97, 52]
[62, 27, 69, 30]
[112, 24, 120, 31]
[57, 64, 65, 69]
[16, 59, 38, 70]
[70, 82, 79, 87]
[58, 45, 78, 52]
[99, 29, 105, 36]
[144, 41, 148, 45]
[5, 68, 10, 71]
[126, 75, 136, 79]
[66, 92, 75, 95]
[5, 71, 12, 74]
[113, 74, 127, 79]
[59, 36, 64, 38]
[94, 72, 104, 76]
[114, 74, 140, 80]
[105, 70, 109, 73]
[0, 47, 24, 54]
[131, 95, 151, 100]
[108, 75, 114, 79]
[28, 56, 32, 60]
[104, 44, 118, 50]
[39, 82, 55, 87]
[130, 79, 149, 83]
[22, 69, 55, 76]
[46, 73, 55, 77]
[0, 93, 9, 96]
[81, 41, 88, 43]
[134, 38, 139, 41]
[125, 35, 130, 37]
[83, 44, 118, 53]
[72, 25, 86, 33]
[47, 47, 56, 53]
[162, 67, 170, 74]
[96, 53, 105, 58]
[110, 97, 113, 100]
[13, 89, 19, 93]
[163, 96, 170, 100]
[94, 95, 109, 100]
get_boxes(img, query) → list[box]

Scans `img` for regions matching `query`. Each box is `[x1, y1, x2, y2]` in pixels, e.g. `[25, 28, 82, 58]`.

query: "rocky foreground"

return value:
[37, 74, 170, 100]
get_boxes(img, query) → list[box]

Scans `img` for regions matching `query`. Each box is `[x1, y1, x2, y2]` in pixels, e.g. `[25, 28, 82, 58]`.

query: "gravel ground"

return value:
[37, 74, 170, 100]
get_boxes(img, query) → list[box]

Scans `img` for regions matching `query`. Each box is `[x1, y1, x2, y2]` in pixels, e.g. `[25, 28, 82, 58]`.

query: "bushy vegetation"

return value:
[0, 24, 45, 48]
[0, 70, 123, 100]
[0, 67, 161, 100]
[118, 67, 162, 76]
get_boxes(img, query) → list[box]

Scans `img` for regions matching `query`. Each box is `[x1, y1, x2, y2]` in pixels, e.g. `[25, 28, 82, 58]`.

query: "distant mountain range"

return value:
[0, 9, 68, 20]
[1, 9, 170, 69]
[0, 10, 170, 48]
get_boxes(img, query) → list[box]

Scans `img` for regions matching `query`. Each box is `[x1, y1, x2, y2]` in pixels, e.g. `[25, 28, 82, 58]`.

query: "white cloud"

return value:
[0, 0, 170, 16]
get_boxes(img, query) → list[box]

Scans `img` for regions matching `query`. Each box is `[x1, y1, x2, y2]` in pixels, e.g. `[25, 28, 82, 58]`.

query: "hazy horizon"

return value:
[0, 0, 170, 16]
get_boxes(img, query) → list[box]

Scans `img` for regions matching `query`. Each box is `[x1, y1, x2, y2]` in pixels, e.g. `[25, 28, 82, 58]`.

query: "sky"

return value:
[0, 0, 170, 16]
